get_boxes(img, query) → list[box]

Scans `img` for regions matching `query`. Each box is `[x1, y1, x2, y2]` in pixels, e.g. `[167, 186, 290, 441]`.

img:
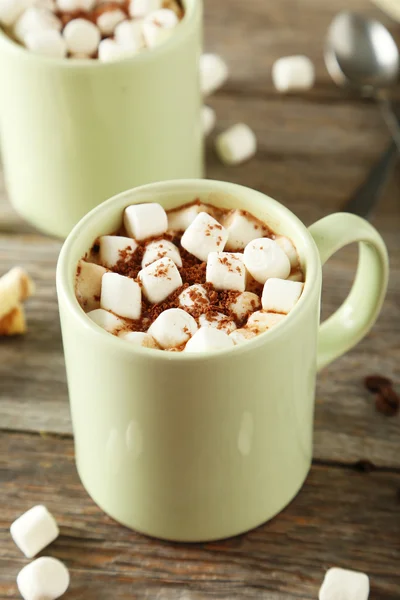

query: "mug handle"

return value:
[308, 213, 389, 371]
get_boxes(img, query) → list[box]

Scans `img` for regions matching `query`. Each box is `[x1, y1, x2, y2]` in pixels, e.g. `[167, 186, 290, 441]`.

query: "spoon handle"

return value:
[342, 141, 397, 218]
[378, 95, 400, 151]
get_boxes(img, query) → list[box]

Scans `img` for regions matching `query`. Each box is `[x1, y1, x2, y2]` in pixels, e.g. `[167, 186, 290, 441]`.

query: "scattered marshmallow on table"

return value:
[63, 18, 101, 56]
[100, 272, 142, 320]
[149, 308, 197, 349]
[17, 557, 70, 600]
[129, 0, 162, 18]
[142, 239, 182, 268]
[215, 123, 257, 166]
[319, 567, 369, 600]
[229, 328, 257, 345]
[25, 29, 67, 58]
[202, 105, 216, 136]
[274, 235, 299, 268]
[167, 203, 213, 231]
[10, 505, 59, 559]
[243, 237, 291, 283]
[246, 310, 286, 332]
[206, 251, 246, 292]
[229, 291, 261, 321]
[261, 278, 303, 314]
[87, 308, 126, 332]
[138, 257, 182, 304]
[200, 53, 229, 96]
[224, 209, 265, 250]
[98, 235, 138, 268]
[199, 311, 236, 334]
[179, 284, 209, 311]
[119, 330, 158, 348]
[181, 212, 228, 262]
[124, 203, 168, 241]
[272, 55, 315, 93]
[75, 260, 107, 311]
[14, 7, 61, 43]
[114, 19, 145, 52]
[96, 7, 125, 35]
[185, 326, 234, 352]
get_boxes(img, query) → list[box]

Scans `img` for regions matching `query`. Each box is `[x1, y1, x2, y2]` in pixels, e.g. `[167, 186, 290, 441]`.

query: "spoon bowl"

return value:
[325, 11, 399, 92]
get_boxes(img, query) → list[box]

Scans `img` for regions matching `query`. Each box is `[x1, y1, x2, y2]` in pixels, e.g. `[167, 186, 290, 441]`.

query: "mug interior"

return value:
[57, 179, 321, 358]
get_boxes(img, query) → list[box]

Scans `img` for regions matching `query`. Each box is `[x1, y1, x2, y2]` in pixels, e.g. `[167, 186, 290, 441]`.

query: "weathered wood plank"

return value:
[0, 432, 399, 599]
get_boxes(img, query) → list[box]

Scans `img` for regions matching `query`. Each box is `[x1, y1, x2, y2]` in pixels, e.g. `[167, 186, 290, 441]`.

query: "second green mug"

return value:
[0, 0, 203, 238]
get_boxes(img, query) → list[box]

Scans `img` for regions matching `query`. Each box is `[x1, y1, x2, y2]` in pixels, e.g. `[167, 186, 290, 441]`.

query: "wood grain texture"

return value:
[0, 0, 400, 596]
[0, 432, 399, 600]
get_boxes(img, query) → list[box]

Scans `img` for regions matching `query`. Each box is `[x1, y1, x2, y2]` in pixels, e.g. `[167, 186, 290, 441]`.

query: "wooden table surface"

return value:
[1, 0, 400, 597]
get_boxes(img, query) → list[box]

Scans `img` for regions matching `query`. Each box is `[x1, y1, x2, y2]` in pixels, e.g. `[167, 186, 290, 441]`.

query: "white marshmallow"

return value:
[63, 19, 101, 57]
[200, 53, 229, 96]
[215, 123, 257, 165]
[272, 55, 315, 93]
[124, 203, 168, 241]
[148, 308, 197, 349]
[261, 278, 303, 314]
[98, 235, 138, 268]
[144, 7, 178, 27]
[115, 19, 144, 52]
[10, 506, 59, 559]
[100, 272, 141, 320]
[229, 328, 257, 345]
[0, 0, 27, 27]
[142, 20, 173, 47]
[202, 105, 216, 136]
[14, 6, 61, 43]
[96, 8, 125, 35]
[243, 237, 291, 284]
[17, 557, 70, 600]
[138, 257, 182, 304]
[142, 239, 182, 268]
[319, 567, 369, 600]
[229, 291, 261, 321]
[224, 209, 266, 250]
[55, 0, 79, 10]
[199, 311, 236, 334]
[119, 331, 158, 348]
[179, 284, 209, 311]
[98, 38, 131, 62]
[129, 0, 162, 18]
[25, 28, 67, 57]
[206, 251, 246, 292]
[274, 235, 299, 268]
[181, 212, 228, 262]
[246, 310, 286, 332]
[87, 308, 126, 333]
[75, 260, 107, 311]
[167, 203, 213, 231]
[185, 327, 234, 352]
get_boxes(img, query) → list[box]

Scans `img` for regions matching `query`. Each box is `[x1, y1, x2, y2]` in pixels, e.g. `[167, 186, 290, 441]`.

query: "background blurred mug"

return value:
[57, 179, 388, 542]
[0, 0, 202, 238]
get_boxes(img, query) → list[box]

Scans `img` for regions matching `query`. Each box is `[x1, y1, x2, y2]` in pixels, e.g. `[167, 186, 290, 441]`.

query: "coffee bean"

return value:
[375, 386, 399, 417]
[364, 374, 393, 393]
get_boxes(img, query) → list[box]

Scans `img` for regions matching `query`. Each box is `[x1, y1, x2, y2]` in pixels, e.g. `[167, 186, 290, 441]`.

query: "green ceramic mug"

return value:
[0, 0, 202, 239]
[56, 179, 388, 542]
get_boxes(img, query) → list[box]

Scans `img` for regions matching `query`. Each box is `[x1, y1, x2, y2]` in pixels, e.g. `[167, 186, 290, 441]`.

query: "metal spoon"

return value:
[325, 10, 400, 148]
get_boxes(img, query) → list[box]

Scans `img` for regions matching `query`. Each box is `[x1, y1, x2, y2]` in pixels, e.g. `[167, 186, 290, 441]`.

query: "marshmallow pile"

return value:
[0, 267, 35, 336]
[0, 0, 183, 60]
[76, 199, 305, 353]
[10, 505, 70, 599]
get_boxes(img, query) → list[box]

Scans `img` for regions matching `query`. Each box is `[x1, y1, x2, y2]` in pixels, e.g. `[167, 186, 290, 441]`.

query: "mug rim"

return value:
[0, 0, 199, 69]
[56, 179, 321, 361]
